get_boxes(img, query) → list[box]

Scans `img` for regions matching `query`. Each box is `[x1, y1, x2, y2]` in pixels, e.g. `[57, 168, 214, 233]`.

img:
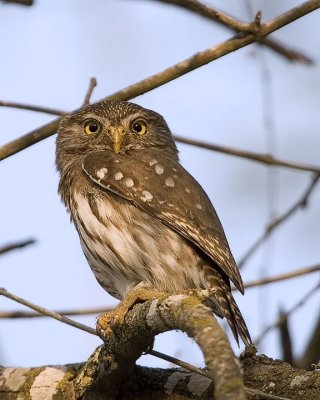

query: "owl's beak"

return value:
[110, 127, 123, 154]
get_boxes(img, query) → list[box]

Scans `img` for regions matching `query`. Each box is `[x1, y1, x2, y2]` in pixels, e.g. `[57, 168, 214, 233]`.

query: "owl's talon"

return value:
[96, 288, 167, 340]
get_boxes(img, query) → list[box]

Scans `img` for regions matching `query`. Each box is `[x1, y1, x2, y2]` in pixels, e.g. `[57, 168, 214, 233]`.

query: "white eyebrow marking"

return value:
[114, 172, 123, 180]
[165, 177, 175, 187]
[97, 167, 108, 179]
[155, 164, 164, 175]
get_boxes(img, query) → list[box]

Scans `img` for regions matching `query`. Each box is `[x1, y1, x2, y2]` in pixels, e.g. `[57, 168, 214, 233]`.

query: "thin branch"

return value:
[2, 264, 317, 319]
[0, 238, 35, 256]
[0, 306, 111, 319]
[1, 0, 319, 161]
[152, 0, 258, 32]
[254, 281, 320, 345]
[239, 174, 320, 268]
[241, 264, 320, 290]
[82, 77, 97, 106]
[0, 100, 65, 116]
[151, 0, 314, 64]
[1, 99, 319, 174]
[175, 136, 320, 174]
[278, 309, 294, 366]
[261, 37, 313, 64]
[0, 287, 96, 335]
[2, 0, 33, 5]
[297, 315, 320, 369]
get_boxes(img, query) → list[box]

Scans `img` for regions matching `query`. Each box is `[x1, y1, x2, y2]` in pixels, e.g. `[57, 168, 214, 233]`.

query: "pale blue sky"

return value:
[0, 0, 319, 368]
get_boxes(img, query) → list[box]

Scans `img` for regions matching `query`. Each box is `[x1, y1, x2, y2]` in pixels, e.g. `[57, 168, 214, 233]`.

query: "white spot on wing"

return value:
[165, 176, 175, 187]
[149, 158, 158, 166]
[125, 177, 134, 187]
[114, 172, 123, 181]
[185, 188, 190, 193]
[155, 164, 164, 175]
[195, 203, 202, 210]
[97, 167, 108, 179]
[141, 190, 153, 202]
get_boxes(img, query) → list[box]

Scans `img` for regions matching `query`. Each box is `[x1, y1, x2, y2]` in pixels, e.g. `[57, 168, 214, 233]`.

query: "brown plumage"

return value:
[56, 100, 251, 346]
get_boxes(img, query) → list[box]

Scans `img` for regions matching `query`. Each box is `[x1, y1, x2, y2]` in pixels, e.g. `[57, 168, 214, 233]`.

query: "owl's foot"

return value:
[96, 287, 167, 340]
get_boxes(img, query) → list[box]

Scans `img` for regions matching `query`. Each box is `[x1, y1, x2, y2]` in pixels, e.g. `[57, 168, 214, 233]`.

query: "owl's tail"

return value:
[202, 265, 252, 347]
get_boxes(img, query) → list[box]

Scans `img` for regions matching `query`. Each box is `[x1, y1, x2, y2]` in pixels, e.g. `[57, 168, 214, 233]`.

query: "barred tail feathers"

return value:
[202, 265, 251, 346]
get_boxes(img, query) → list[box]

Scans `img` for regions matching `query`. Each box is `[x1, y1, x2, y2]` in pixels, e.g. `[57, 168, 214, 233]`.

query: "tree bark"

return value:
[1, 293, 320, 399]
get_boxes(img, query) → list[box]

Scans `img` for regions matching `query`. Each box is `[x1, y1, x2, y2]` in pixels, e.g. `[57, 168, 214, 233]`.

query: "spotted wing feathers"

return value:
[82, 150, 244, 293]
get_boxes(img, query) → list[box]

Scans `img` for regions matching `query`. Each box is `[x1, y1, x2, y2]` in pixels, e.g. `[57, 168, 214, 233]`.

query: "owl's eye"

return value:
[131, 119, 147, 135]
[84, 119, 101, 135]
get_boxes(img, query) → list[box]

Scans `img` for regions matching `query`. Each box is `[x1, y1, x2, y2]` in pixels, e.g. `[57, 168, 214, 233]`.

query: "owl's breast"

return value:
[70, 188, 203, 299]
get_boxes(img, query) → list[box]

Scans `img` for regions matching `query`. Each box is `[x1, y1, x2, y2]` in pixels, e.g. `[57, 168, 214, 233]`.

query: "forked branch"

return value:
[1, 0, 319, 161]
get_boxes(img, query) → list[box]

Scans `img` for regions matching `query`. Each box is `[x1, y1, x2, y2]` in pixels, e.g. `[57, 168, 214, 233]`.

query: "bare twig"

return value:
[0, 306, 111, 319]
[0, 238, 36, 256]
[1, 0, 319, 161]
[151, 0, 313, 64]
[239, 174, 320, 268]
[175, 136, 320, 174]
[1, 100, 319, 174]
[82, 77, 97, 106]
[278, 309, 294, 366]
[2, 264, 317, 319]
[152, 0, 258, 32]
[0, 288, 96, 335]
[241, 264, 320, 290]
[297, 315, 320, 370]
[2, 0, 33, 5]
[255, 281, 320, 345]
[0, 100, 65, 116]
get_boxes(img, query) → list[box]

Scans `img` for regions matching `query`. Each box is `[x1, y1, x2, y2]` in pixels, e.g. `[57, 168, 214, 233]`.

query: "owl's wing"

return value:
[83, 150, 244, 293]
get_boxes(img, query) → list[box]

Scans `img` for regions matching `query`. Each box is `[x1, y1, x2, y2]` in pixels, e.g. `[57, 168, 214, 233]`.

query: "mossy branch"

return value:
[1, 291, 320, 399]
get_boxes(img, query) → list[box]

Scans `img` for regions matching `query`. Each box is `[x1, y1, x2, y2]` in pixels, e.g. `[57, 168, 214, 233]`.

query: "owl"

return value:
[56, 100, 251, 346]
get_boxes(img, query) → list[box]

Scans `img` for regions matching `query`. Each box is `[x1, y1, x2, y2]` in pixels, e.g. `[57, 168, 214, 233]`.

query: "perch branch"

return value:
[81, 292, 247, 399]
[1, 0, 319, 161]
[2, 264, 318, 319]
[0, 287, 316, 399]
[0, 288, 212, 379]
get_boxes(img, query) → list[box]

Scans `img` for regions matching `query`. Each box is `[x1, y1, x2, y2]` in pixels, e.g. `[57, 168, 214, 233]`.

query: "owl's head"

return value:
[56, 100, 178, 169]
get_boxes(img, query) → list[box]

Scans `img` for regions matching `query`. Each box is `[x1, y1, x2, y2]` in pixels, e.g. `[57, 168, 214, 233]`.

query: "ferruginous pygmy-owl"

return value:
[56, 100, 251, 346]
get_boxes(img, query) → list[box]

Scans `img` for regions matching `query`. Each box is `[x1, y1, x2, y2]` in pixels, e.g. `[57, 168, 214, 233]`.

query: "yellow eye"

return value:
[84, 119, 101, 135]
[131, 119, 147, 135]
